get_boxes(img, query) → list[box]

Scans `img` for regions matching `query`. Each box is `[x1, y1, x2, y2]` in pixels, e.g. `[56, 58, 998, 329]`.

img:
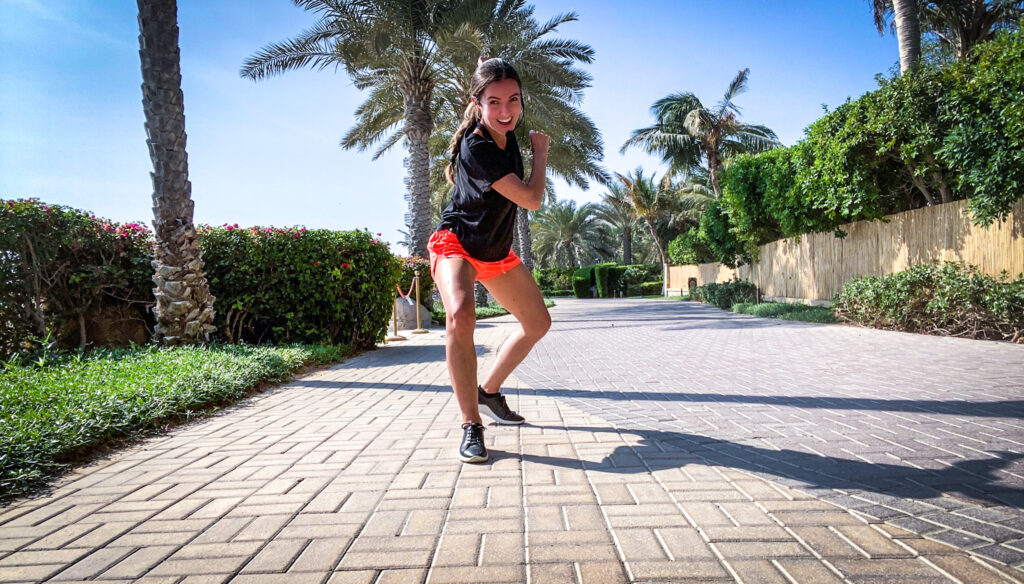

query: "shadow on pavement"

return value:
[517, 424, 1024, 509]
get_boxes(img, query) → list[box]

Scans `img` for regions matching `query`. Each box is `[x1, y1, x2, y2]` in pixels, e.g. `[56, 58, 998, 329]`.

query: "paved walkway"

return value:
[0, 298, 1022, 583]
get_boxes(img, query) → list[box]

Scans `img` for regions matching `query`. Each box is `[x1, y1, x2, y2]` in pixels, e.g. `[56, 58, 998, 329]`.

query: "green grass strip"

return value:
[732, 302, 837, 323]
[1, 343, 352, 501]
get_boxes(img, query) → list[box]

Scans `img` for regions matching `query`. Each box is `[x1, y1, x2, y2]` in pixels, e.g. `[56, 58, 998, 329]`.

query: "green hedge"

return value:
[199, 225, 400, 349]
[733, 301, 836, 323]
[833, 262, 1023, 342]
[541, 289, 574, 297]
[0, 199, 404, 357]
[707, 29, 1024, 254]
[533, 267, 575, 291]
[692, 278, 757, 310]
[0, 199, 155, 359]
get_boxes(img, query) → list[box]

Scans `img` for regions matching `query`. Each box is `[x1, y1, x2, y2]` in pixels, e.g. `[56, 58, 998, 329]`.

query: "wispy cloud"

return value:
[6, 0, 134, 50]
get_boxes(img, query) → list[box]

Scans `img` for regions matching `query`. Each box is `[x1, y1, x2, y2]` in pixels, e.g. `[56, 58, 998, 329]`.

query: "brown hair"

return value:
[444, 57, 522, 184]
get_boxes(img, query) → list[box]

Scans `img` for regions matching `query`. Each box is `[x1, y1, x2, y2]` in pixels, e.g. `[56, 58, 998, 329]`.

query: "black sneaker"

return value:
[478, 386, 525, 425]
[459, 422, 488, 463]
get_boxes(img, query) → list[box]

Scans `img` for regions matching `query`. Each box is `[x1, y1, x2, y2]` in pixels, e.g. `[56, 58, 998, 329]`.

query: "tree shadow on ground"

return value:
[317, 381, 1024, 419]
[511, 424, 1024, 509]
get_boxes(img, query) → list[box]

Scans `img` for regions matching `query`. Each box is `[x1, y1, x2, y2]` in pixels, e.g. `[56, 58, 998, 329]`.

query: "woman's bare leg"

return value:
[479, 263, 551, 393]
[434, 257, 483, 424]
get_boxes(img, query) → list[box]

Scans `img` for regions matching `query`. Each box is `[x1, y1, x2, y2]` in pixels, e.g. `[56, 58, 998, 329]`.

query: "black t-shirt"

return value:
[437, 123, 524, 262]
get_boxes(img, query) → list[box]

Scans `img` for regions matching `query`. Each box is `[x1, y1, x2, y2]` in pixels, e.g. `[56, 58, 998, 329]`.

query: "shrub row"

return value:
[833, 262, 1023, 343]
[691, 279, 757, 310]
[570, 263, 662, 298]
[1, 199, 405, 357]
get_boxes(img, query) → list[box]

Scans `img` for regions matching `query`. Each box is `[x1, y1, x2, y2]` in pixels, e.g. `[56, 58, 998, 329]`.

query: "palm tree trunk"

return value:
[516, 207, 533, 271]
[707, 152, 724, 199]
[644, 218, 668, 296]
[402, 66, 434, 259]
[622, 225, 632, 265]
[137, 0, 216, 345]
[894, 0, 921, 74]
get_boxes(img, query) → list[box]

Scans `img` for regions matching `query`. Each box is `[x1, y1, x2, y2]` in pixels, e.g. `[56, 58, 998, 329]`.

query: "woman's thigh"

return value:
[480, 263, 550, 332]
[433, 256, 478, 314]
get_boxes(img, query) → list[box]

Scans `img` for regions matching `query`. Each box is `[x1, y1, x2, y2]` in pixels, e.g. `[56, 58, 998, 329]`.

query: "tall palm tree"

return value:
[921, 0, 1024, 59]
[875, 0, 923, 73]
[530, 199, 610, 269]
[595, 181, 637, 265]
[241, 0, 486, 258]
[617, 169, 714, 294]
[426, 1, 608, 269]
[621, 69, 779, 200]
[136, 0, 216, 344]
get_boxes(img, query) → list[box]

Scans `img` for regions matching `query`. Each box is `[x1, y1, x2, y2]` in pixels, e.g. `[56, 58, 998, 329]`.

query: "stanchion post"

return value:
[412, 270, 428, 334]
[386, 287, 407, 342]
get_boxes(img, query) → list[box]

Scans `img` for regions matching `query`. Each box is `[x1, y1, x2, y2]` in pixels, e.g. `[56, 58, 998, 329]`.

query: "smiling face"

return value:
[475, 77, 522, 142]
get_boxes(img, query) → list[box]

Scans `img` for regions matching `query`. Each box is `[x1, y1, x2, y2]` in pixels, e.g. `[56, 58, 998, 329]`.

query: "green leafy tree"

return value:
[136, 0, 216, 345]
[621, 69, 779, 199]
[530, 199, 611, 269]
[617, 169, 712, 292]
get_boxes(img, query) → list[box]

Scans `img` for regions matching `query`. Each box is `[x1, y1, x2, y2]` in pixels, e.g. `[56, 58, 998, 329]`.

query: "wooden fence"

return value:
[667, 198, 1024, 304]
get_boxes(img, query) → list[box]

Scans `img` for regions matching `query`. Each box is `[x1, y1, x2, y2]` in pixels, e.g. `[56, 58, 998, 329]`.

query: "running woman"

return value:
[428, 57, 551, 463]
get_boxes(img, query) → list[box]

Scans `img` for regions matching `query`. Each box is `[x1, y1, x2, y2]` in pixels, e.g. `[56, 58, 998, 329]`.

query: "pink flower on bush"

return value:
[342, 262, 351, 268]
[313, 261, 319, 267]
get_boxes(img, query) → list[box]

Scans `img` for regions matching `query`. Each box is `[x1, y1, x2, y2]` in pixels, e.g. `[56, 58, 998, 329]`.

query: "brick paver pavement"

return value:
[514, 298, 1024, 574]
[0, 299, 1021, 583]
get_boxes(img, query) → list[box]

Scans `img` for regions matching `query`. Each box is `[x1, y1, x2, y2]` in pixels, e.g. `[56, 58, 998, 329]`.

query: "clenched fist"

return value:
[528, 130, 549, 157]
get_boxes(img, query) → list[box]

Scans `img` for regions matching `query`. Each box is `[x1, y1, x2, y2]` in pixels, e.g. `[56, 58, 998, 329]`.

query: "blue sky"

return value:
[1, 1, 898, 254]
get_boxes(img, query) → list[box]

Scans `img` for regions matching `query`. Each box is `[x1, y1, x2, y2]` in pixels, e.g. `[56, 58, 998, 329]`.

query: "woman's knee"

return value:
[523, 309, 551, 341]
[446, 302, 477, 337]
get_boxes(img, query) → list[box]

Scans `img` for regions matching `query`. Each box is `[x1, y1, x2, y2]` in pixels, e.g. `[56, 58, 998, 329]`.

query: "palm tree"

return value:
[595, 181, 637, 265]
[875, 0, 923, 73]
[426, 1, 608, 269]
[136, 0, 216, 344]
[621, 69, 779, 200]
[530, 199, 611, 269]
[241, 0, 485, 258]
[921, 0, 1024, 60]
[617, 169, 714, 294]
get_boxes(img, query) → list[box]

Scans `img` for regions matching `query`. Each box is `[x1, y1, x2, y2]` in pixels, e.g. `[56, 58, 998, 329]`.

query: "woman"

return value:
[428, 57, 551, 463]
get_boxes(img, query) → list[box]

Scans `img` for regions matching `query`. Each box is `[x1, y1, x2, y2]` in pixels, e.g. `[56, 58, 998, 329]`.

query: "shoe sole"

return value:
[459, 452, 489, 463]
[479, 404, 525, 425]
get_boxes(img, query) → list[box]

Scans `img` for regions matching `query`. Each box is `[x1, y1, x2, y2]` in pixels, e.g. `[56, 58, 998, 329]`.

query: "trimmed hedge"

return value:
[692, 278, 757, 310]
[199, 225, 400, 349]
[833, 262, 1023, 342]
[0, 198, 404, 357]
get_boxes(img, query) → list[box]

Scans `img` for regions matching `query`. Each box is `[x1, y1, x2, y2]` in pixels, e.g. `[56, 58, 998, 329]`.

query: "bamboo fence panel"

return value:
[668, 198, 1024, 303]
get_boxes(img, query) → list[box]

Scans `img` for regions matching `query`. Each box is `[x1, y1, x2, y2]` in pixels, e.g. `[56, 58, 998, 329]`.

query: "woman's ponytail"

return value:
[445, 101, 481, 184]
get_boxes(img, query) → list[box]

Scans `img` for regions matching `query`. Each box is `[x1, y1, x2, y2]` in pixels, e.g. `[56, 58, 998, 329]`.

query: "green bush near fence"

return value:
[692, 278, 757, 310]
[833, 262, 1023, 342]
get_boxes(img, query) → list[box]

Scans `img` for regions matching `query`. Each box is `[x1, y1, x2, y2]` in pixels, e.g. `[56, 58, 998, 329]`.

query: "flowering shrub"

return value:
[0, 199, 155, 358]
[198, 226, 400, 348]
[397, 255, 433, 309]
